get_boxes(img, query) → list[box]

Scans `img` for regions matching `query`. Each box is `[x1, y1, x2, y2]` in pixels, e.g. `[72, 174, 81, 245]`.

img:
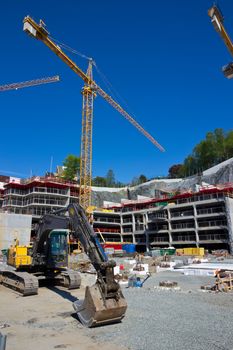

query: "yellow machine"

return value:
[7, 240, 32, 269]
[176, 247, 205, 257]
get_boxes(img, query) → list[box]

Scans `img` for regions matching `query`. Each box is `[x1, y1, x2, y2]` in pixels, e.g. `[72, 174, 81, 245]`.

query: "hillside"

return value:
[91, 157, 233, 207]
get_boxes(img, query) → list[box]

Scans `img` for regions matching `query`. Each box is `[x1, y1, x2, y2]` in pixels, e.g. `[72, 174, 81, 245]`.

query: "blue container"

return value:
[123, 244, 136, 254]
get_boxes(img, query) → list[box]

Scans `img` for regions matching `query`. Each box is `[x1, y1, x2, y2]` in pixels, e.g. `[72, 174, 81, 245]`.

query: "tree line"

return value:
[61, 128, 233, 184]
[168, 128, 233, 178]
[62, 155, 148, 186]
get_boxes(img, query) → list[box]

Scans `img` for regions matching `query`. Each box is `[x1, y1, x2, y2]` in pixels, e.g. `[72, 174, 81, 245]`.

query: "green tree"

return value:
[92, 176, 107, 187]
[106, 169, 115, 187]
[214, 128, 225, 162]
[168, 164, 183, 178]
[138, 174, 147, 184]
[131, 176, 139, 186]
[62, 155, 80, 181]
[225, 130, 233, 158]
[181, 128, 233, 175]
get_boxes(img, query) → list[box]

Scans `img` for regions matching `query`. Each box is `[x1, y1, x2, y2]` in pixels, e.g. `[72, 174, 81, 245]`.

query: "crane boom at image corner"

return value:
[23, 16, 165, 210]
[208, 4, 233, 79]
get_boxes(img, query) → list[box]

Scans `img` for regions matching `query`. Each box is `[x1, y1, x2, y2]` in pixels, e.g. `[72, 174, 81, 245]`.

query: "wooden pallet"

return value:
[215, 271, 233, 292]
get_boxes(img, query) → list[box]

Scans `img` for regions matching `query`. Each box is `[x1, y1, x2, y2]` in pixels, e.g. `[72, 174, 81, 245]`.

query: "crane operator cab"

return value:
[47, 230, 69, 269]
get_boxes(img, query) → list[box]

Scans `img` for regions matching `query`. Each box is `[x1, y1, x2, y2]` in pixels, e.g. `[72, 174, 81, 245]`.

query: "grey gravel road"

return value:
[82, 271, 233, 350]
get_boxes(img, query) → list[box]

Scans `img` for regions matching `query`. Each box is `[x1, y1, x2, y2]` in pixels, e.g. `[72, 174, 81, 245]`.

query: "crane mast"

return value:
[0, 75, 60, 92]
[208, 5, 233, 79]
[80, 61, 95, 209]
[23, 16, 165, 209]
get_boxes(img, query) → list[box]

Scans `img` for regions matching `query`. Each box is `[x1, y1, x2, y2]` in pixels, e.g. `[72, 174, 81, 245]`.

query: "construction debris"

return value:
[201, 270, 233, 292]
[159, 280, 178, 288]
[216, 271, 233, 292]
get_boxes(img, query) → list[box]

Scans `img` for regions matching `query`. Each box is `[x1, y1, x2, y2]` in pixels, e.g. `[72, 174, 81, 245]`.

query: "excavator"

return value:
[0, 203, 127, 327]
[0, 217, 81, 296]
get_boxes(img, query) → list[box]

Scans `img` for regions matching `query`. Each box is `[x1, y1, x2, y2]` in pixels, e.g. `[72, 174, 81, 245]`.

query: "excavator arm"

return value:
[39, 203, 127, 327]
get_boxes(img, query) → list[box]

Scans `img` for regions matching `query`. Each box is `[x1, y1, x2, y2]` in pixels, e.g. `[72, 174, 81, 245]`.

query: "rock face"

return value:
[91, 157, 233, 207]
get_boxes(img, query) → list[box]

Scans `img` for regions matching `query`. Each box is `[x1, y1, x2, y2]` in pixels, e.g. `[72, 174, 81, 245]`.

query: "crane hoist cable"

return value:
[49, 33, 158, 147]
[49, 36, 154, 137]
[50, 36, 92, 61]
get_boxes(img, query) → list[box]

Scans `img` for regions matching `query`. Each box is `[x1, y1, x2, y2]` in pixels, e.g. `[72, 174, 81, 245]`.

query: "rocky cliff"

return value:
[91, 157, 233, 207]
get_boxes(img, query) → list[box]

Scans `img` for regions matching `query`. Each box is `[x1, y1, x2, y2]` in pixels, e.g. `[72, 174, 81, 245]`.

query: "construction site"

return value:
[1, 2, 233, 350]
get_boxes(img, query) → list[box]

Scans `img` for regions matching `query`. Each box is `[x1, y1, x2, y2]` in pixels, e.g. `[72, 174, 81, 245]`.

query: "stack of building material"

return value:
[216, 271, 233, 292]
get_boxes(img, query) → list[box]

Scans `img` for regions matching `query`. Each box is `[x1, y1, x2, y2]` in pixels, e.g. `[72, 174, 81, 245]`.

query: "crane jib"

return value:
[23, 15, 165, 152]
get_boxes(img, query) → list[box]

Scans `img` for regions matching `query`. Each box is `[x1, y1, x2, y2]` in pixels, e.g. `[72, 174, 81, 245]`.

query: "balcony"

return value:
[94, 228, 120, 234]
[135, 223, 145, 232]
[150, 237, 170, 245]
[94, 217, 121, 224]
[147, 223, 168, 233]
[135, 237, 146, 244]
[172, 235, 196, 243]
[198, 233, 228, 243]
[122, 218, 133, 224]
[147, 213, 167, 222]
[171, 222, 195, 230]
[170, 210, 194, 219]
[122, 227, 133, 233]
[198, 220, 227, 229]
[196, 207, 225, 216]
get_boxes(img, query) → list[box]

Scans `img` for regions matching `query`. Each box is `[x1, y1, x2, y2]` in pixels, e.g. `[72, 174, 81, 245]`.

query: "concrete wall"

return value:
[225, 197, 233, 253]
[0, 213, 32, 250]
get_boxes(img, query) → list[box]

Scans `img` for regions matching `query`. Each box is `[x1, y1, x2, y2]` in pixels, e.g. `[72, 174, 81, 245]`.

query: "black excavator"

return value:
[0, 203, 127, 327]
[0, 210, 81, 296]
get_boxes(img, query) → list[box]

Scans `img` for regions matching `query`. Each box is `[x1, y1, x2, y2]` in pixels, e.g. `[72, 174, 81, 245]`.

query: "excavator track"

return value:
[59, 269, 81, 290]
[0, 270, 38, 296]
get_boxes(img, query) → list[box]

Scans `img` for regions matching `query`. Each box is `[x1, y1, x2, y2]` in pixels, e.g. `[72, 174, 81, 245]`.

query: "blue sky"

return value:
[1, 0, 233, 183]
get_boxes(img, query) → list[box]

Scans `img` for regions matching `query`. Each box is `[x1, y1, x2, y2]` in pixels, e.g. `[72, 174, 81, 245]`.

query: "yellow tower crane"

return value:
[0, 75, 60, 91]
[208, 4, 233, 79]
[23, 16, 165, 210]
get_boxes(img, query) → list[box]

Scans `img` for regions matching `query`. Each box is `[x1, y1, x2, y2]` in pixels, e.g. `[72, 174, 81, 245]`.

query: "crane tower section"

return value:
[80, 61, 96, 209]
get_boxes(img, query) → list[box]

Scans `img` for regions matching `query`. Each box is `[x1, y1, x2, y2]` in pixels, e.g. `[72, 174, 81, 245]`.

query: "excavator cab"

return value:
[46, 230, 69, 269]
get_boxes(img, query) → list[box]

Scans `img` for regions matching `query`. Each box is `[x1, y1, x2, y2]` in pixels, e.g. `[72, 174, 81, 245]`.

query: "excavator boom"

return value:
[47, 203, 127, 327]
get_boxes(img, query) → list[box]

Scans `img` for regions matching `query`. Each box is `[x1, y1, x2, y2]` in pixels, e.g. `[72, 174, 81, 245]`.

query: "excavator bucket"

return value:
[73, 284, 127, 327]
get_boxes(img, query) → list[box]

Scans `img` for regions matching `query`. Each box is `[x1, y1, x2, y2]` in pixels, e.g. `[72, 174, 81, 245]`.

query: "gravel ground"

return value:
[82, 271, 233, 350]
[1, 270, 233, 350]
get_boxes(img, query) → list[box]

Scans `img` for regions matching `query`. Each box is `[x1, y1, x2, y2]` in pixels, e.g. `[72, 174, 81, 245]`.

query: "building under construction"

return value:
[1, 176, 233, 253]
